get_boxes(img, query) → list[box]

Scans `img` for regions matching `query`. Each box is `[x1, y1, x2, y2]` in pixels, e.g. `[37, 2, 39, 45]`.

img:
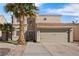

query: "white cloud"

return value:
[44, 4, 79, 16]
[35, 3, 43, 7]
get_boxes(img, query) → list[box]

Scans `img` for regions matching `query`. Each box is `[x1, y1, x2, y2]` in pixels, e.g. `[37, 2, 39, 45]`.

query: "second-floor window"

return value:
[17, 18, 20, 22]
[44, 18, 47, 21]
[28, 21, 33, 30]
[16, 31, 19, 36]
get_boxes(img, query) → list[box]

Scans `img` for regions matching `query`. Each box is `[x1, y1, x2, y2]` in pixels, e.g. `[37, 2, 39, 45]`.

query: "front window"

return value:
[28, 21, 33, 30]
[16, 31, 19, 36]
[27, 18, 35, 30]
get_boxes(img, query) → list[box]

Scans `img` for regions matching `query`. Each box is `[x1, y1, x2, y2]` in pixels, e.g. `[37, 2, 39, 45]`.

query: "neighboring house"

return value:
[0, 15, 6, 40]
[0, 15, 6, 24]
[12, 14, 79, 43]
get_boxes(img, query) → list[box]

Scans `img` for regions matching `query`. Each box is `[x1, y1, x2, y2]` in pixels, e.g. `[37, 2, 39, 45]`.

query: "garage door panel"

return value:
[40, 32, 67, 43]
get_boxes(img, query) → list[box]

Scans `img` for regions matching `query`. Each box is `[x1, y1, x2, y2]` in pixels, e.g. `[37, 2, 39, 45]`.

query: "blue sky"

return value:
[0, 3, 11, 23]
[0, 3, 79, 23]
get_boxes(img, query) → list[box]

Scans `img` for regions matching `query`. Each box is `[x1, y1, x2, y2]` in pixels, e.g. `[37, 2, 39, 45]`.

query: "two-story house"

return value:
[12, 14, 79, 43]
[0, 15, 6, 40]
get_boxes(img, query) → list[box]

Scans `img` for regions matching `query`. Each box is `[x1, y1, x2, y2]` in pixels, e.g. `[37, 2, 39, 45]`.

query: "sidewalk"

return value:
[0, 42, 25, 56]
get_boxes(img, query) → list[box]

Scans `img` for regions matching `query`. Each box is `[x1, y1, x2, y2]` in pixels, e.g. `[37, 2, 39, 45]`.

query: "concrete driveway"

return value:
[41, 42, 79, 56]
[23, 42, 79, 56]
[23, 42, 51, 56]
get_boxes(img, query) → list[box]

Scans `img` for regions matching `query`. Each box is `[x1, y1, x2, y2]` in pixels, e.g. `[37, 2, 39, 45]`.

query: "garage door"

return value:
[40, 29, 68, 43]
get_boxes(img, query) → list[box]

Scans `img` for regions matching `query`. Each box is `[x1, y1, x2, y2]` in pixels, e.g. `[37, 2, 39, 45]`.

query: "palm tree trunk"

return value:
[18, 15, 26, 45]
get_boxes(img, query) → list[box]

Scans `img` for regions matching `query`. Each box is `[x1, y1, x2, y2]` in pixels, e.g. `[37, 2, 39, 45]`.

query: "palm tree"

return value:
[4, 3, 37, 45]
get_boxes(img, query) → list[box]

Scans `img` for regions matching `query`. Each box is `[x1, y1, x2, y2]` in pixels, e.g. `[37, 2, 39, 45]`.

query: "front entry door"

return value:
[26, 31, 36, 42]
[26, 18, 36, 42]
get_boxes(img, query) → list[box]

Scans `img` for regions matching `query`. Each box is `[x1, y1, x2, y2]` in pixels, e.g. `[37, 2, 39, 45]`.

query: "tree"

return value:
[0, 24, 3, 30]
[3, 23, 12, 41]
[0, 23, 13, 41]
[4, 3, 37, 45]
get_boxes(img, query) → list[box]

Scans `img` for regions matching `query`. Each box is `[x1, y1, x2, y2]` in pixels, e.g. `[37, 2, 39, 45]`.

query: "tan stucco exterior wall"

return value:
[73, 25, 79, 42]
[36, 15, 61, 23]
[13, 15, 61, 24]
